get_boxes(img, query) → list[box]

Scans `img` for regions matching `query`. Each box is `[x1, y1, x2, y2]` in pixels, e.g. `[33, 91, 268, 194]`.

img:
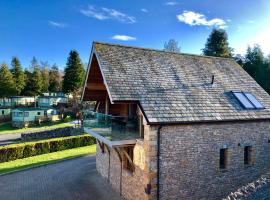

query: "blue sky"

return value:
[1, 0, 270, 69]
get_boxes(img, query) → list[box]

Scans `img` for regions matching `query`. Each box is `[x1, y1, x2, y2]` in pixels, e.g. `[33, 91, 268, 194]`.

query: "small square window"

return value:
[37, 112, 41, 116]
[24, 112, 29, 117]
[220, 148, 228, 169]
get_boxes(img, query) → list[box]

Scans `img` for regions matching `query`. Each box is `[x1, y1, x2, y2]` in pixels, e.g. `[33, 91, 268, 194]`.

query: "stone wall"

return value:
[158, 121, 270, 200]
[21, 127, 83, 141]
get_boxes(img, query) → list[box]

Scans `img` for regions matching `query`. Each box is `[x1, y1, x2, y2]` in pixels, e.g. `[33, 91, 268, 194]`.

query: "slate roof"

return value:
[89, 42, 270, 123]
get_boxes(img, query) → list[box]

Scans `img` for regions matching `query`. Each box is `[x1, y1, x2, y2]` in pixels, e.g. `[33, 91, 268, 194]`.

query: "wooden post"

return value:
[105, 96, 109, 115]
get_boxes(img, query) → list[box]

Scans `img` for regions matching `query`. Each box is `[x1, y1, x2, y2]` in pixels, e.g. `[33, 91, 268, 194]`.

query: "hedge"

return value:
[0, 135, 96, 163]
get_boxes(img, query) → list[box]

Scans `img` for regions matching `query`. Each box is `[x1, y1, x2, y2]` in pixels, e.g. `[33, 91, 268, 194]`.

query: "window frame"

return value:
[231, 91, 265, 110]
[243, 92, 264, 109]
[244, 146, 253, 165]
[219, 148, 229, 170]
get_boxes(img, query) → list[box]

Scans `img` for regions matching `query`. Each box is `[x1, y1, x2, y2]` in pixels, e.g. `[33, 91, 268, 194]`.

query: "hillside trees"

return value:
[242, 45, 270, 93]
[23, 57, 43, 96]
[10, 56, 25, 95]
[49, 64, 61, 92]
[40, 61, 50, 93]
[0, 63, 17, 98]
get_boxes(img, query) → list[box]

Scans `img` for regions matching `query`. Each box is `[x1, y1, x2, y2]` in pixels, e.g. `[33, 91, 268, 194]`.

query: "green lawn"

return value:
[0, 121, 73, 135]
[0, 144, 96, 175]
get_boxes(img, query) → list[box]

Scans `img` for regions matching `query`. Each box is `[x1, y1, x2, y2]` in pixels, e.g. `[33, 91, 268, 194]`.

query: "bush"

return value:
[63, 115, 72, 123]
[0, 135, 96, 163]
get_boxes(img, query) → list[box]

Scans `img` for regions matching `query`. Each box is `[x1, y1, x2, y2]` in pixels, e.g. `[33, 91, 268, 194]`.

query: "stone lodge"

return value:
[82, 42, 270, 200]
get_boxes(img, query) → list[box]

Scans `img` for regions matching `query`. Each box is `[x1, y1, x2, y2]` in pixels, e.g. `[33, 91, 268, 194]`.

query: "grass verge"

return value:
[0, 144, 96, 175]
[0, 121, 73, 135]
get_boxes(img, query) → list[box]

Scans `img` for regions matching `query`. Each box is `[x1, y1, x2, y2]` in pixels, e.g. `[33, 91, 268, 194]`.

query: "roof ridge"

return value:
[93, 41, 235, 61]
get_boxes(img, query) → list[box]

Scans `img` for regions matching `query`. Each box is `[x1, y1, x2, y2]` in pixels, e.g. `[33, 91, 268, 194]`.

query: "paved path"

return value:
[0, 133, 21, 146]
[0, 155, 121, 200]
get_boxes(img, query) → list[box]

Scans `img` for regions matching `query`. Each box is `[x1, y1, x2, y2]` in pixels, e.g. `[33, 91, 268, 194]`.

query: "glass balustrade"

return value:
[83, 111, 140, 141]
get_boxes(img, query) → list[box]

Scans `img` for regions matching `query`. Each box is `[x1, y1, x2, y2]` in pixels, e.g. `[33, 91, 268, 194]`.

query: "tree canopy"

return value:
[62, 50, 85, 94]
[164, 39, 181, 53]
[11, 56, 26, 95]
[40, 61, 50, 93]
[23, 57, 43, 96]
[202, 29, 233, 58]
[0, 63, 17, 98]
[242, 45, 270, 93]
[49, 64, 61, 92]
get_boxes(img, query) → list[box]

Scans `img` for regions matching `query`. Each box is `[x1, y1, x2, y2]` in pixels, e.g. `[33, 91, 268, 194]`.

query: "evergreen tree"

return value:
[0, 63, 17, 98]
[164, 39, 181, 53]
[49, 64, 61, 92]
[62, 50, 85, 95]
[11, 56, 26, 95]
[243, 45, 264, 78]
[203, 29, 233, 58]
[21, 69, 32, 96]
[40, 61, 50, 93]
[243, 44, 270, 93]
[24, 57, 42, 96]
[234, 54, 245, 67]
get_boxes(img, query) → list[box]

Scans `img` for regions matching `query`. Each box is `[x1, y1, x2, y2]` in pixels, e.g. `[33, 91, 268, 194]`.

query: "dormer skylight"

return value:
[232, 91, 264, 109]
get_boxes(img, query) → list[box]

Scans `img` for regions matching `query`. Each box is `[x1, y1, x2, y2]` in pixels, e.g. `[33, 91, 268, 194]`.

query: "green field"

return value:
[0, 121, 73, 135]
[0, 144, 96, 175]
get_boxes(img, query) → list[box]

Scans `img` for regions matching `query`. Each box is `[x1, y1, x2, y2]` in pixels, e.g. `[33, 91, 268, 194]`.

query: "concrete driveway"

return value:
[0, 155, 121, 200]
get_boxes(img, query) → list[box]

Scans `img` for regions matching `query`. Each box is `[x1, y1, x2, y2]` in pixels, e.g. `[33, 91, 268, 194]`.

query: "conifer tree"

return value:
[0, 63, 17, 98]
[62, 50, 85, 95]
[49, 64, 61, 92]
[40, 61, 50, 93]
[203, 29, 233, 58]
[11, 56, 25, 95]
[25, 57, 42, 96]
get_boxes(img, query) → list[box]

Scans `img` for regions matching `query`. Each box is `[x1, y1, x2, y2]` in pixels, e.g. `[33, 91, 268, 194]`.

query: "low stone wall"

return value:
[21, 127, 83, 141]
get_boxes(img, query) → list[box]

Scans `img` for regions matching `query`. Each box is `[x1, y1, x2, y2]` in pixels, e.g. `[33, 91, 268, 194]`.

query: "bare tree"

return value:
[164, 39, 181, 53]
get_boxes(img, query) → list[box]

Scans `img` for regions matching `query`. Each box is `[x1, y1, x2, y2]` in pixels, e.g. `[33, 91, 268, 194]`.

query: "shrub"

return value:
[0, 135, 96, 163]
[63, 115, 72, 123]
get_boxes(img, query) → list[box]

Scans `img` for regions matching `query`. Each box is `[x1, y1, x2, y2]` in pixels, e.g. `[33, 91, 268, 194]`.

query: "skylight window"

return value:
[232, 91, 264, 109]
[244, 92, 264, 109]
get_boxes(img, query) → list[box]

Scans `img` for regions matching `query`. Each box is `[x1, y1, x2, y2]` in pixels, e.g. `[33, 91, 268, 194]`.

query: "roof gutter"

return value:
[148, 118, 270, 126]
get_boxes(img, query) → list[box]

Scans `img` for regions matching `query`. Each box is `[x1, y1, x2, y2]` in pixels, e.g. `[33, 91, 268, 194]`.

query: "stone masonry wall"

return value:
[96, 142, 149, 200]
[158, 121, 270, 200]
[21, 127, 83, 141]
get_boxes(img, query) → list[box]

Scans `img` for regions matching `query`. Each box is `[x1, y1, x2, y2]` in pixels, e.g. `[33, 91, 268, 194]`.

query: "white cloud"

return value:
[80, 5, 136, 24]
[248, 20, 254, 24]
[48, 21, 67, 28]
[111, 35, 136, 41]
[141, 8, 148, 13]
[166, 1, 179, 6]
[176, 11, 227, 29]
